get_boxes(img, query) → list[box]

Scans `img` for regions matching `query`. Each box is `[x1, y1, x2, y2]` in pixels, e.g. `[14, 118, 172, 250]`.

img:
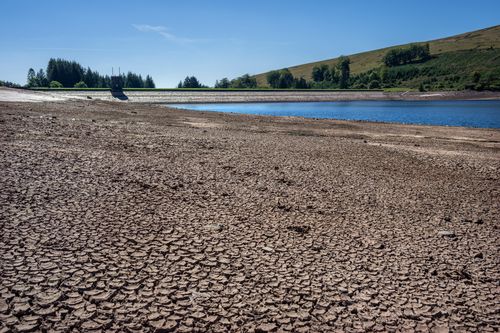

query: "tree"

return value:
[36, 69, 48, 87]
[337, 56, 350, 89]
[277, 69, 294, 88]
[84, 67, 99, 88]
[472, 71, 481, 83]
[178, 76, 205, 88]
[0, 80, 22, 88]
[45, 58, 83, 87]
[369, 72, 380, 83]
[293, 77, 309, 89]
[330, 67, 339, 84]
[383, 44, 430, 67]
[125, 72, 144, 88]
[74, 81, 88, 88]
[185, 76, 200, 88]
[215, 78, 230, 88]
[50, 81, 63, 88]
[368, 80, 380, 89]
[43, 58, 154, 88]
[266, 70, 281, 88]
[312, 64, 329, 82]
[27, 68, 36, 87]
[230, 74, 257, 88]
[144, 75, 155, 88]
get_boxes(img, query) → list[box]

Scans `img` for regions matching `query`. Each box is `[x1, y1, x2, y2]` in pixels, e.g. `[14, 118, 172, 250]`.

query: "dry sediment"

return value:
[0, 100, 499, 332]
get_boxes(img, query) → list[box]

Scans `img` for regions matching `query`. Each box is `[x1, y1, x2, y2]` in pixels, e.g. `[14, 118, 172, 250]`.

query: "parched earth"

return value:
[0, 100, 499, 332]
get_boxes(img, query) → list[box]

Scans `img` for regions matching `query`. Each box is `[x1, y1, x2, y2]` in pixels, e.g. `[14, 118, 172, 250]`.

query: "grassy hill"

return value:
[254, 25, 500, 90]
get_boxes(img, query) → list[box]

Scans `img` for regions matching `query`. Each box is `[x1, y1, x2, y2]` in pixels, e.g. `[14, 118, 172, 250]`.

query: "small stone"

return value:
[474, 252, 484, 259]
[262, 247, 274, 253]
[206, 224, 224, 232]
[437, 231, 456, 238]
[287, 225, 310, 234]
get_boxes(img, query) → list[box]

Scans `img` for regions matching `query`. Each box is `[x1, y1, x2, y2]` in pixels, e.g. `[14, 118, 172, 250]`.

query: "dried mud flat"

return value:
[0, 100, 499, 332]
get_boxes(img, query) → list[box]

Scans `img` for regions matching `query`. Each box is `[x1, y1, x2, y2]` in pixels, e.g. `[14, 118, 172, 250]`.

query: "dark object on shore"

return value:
[110, 75, 128, 100]
[87, 96, 92, 99]
[111, 75, 123, 93]
[287, 225, 311, 234]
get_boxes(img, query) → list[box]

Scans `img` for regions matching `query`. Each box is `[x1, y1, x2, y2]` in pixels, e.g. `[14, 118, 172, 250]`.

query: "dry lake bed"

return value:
[0, 97, 499, 332]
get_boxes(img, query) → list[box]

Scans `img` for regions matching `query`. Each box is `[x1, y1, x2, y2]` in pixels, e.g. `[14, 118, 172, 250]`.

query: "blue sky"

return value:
[1, 0, 499, 87]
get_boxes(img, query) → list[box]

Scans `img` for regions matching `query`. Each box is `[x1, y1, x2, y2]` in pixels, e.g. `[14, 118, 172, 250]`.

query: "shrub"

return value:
[368, 80, 381, 89]
[383, 44, 430, 67]
[74, 81, 88, 88]
[49, 81, 63, 88]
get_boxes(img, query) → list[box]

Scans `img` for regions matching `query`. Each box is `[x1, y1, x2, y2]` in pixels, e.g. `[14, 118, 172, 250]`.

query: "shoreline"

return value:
[1, 86, 499, 104]
[171, 109, 500, 130]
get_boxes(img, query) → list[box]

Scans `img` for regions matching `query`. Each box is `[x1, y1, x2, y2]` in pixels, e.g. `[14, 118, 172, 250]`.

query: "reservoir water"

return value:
[169, 100, 500, 128]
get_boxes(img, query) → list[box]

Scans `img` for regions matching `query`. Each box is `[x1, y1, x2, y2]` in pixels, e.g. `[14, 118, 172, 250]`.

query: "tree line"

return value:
[310, 56, 351, 89]
[176, 74, 259, 89]
[382, 44, 431, 67]
[181, 58, 351, 90]
[214, 74, 257, 88]
[26, 58, 155, 88]
[177, 76, 208, 88]
[266, 69, 308, 89]
[262, 56, 352, 89]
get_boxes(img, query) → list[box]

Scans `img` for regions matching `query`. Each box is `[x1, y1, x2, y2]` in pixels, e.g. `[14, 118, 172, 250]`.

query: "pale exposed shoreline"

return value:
[1, 87, 499, 103]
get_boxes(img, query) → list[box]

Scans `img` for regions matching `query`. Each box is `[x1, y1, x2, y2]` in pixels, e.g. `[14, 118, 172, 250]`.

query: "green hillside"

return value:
[254, 25, 500, 90]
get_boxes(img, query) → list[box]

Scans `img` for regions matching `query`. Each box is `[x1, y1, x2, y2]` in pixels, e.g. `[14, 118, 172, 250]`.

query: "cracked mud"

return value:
[0, 100, 499, 332]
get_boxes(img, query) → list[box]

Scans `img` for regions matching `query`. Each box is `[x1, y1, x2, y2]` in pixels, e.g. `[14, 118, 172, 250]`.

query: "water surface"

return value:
[169, 100, 500, 128]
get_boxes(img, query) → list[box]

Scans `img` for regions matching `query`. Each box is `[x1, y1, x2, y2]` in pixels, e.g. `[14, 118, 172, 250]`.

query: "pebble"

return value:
[437, 230, 456, 238]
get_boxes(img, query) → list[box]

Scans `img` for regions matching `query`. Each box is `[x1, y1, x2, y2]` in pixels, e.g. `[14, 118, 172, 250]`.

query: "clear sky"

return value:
[1, 0, 499, 87]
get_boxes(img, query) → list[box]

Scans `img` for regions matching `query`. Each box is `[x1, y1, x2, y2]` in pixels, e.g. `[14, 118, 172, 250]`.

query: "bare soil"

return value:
[0, 100, 499, 332]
